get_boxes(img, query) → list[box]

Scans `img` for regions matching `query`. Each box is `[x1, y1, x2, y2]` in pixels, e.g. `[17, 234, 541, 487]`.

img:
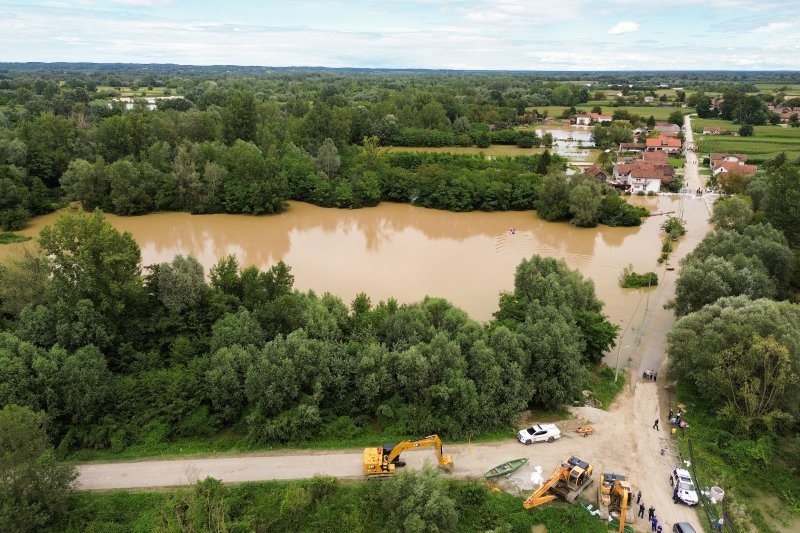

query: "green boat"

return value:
[485, 457, 528, 479]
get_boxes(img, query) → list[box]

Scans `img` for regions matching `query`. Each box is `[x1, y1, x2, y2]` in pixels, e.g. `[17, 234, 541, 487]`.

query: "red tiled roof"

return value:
[715, 162, 757, 175]
[584, 165, 606, 178]
[643, 151, 669, 162]
[645, 137, 682, 148]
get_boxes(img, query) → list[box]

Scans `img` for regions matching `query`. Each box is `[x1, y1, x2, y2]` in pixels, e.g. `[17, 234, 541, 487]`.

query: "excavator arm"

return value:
[380, 435, 453, 473]
[617, 487, 629, 533]
[523, 466, 564, 509]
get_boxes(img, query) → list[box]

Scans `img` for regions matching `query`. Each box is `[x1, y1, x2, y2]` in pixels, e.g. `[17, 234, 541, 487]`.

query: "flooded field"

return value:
[2, 197, 711, 336]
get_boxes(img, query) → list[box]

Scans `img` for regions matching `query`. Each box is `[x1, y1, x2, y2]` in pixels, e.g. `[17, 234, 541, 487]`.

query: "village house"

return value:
[575, 113, 613, 126]
[712, 161, 758, 177]
[709, 153, 748, 168]
[703, 126, 725, 135]
[583, 165, 608, 182]
[654, 121, 681, 134]
[645, 135, 682, 154]
[612, 151, 675, 193]
[619, 142, 646, 153]
[644, 96, 655, 103]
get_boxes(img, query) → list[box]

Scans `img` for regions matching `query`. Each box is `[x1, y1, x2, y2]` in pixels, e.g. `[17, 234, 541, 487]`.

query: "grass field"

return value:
[384, 145, 600, 162]
[753, 83, 800, 97]
[692, 118, 800, 162]
[95, 85, 174, 97]
[527, 105, 684, 121]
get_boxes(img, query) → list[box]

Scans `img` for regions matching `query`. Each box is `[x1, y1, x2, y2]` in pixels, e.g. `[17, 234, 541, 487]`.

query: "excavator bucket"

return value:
[438, 454, 454, 472]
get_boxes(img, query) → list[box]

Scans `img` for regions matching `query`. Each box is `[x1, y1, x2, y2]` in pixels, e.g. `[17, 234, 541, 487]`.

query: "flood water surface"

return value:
[5, 197, 711, 331]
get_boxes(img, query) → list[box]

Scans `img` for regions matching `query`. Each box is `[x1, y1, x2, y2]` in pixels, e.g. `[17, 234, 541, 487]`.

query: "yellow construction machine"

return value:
[598, 472, 632, 533]
[363, 435, 454, 478]
[523, 456, 594, 509]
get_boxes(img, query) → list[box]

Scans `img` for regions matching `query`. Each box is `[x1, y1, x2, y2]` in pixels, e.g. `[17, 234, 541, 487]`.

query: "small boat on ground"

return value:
[485, 457, 528, 479]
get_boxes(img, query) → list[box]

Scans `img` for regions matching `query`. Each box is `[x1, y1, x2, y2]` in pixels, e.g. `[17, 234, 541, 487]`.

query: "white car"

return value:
[517, 423, 561, 444]
[672, 468, 699, 506]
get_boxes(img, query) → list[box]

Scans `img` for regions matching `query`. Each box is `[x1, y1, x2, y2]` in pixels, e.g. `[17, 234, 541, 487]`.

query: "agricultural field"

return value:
[753, 83, 800, 97]
[693, 118, 800, 162]
[527, 105, 684, 121]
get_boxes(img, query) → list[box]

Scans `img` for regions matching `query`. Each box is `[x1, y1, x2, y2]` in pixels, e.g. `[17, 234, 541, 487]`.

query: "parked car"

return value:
[517, 423, 561, 444]
[673, 522, 697, 533]
[672, 468, 699, 506]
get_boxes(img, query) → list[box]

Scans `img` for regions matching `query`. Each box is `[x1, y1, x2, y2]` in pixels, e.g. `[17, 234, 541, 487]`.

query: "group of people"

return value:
[635, 491, 663, 532]
[668, 407, 687, 430]
[642, 369, 658, 381]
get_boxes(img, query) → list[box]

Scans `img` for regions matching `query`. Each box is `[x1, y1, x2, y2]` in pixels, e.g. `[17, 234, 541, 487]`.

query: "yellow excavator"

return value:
[523, 457, 594, 509]
[363, 435, 454, 477]
[598, 472, 632, 533]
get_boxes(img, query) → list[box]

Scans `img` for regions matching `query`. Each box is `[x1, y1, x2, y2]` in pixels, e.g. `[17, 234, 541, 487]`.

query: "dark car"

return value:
[673, 523, 697, 533]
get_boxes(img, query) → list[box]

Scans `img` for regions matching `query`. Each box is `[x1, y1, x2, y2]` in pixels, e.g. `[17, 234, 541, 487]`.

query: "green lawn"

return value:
[692, 118, 800, 138]
[95, 85, 174, 97]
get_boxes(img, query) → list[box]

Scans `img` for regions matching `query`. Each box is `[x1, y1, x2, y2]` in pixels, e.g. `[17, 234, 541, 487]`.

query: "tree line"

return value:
[0, 211, 617, 453]
[668, 154, 800, 437]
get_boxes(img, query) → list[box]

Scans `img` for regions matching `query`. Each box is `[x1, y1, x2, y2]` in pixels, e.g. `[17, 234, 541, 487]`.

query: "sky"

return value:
[1, 0, 799, 70]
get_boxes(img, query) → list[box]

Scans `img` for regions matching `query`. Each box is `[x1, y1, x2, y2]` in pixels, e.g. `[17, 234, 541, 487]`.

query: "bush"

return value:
[619, 265, 658, 288]
[661, 216, 686, 239]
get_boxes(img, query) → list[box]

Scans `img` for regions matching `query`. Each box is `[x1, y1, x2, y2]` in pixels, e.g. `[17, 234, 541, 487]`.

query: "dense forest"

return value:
[665, 156, 800, 531]
[0, 64, 756, 231]
[0, 210, 617, 453]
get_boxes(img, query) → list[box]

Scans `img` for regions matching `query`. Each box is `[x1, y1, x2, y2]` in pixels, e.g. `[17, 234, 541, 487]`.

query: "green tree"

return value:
[37, 211, 143, 350]
[60, 157, 109, 211]
[315, 138, 341, 179]
[153, 255, 206, 314]
[0, 404, 76, 532]
[667, 297, 800, 434]
[710, 195, 753, 232]
[379, 468, 458, 533]
[61, 345, 113, 426]
[568, 181, 601, 227]
[668, 110, 684, 126]
[672, 254, 776, 316]
[535, 174, 570, 221]
[763, 161, 800, 246]
[223, 90, 257, 143]
[738, 123, 754, 137]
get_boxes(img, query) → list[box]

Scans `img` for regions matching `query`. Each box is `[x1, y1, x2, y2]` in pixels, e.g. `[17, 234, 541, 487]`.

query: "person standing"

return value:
[668, 408, 674, 420]
[670, 474, 674, 487]
[673, 486, 680, 503]
[653, 418, 660, 431]
[638, 503, 645, 518]
[648, 506, 655, 520]
[651, 516, 658, 532]
[637, 489, 642, 504]
[717, 517, 724, 531]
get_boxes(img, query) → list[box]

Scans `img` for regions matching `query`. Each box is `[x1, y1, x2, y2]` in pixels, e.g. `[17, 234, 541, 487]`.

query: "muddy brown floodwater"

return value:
[1, 197, 711, 367]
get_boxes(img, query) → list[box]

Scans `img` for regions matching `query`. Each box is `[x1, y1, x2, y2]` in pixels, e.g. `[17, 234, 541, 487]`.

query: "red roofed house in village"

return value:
[712, 162, 758, 177]
[612, 152, 676, 193]
[645, 136, 682, 154]
[583, 165, 608, 182]
[703, 126, 725, 135]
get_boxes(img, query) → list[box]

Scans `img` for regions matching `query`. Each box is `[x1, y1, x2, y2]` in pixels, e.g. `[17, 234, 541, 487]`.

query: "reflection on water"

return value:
[3, 198, 711, 327]
[536, 127, 596, 160]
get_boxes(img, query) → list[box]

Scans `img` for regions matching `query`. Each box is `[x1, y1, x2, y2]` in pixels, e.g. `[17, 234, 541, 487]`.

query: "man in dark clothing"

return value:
[668, 408, 674, 420]
[638, 503, 646, 518]
[651, 516, 658, 532]
[674, 486, 680, 503]
[653, 418, 659, 430]
[648, 506, 655, 520]
[637, 490, 642, 504]
[670, 475, 674, 487]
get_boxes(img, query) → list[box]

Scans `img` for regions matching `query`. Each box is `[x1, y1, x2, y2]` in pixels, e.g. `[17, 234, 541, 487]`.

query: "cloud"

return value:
[112, 0, 173, 6]
[751, 22, 792, 33]
[608, 21, 639, 34]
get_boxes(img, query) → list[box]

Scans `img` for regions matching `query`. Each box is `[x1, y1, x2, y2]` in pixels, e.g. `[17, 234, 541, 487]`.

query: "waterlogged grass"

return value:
[57, 476, 609, 533]
[0, 232, 32, 244]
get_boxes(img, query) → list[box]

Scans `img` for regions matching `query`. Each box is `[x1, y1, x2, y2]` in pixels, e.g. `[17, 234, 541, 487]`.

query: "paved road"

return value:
[683, 114, 705, 192]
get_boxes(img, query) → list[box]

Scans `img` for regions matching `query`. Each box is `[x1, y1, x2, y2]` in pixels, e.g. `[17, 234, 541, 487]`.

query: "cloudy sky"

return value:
[1, 0, 799, 70]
